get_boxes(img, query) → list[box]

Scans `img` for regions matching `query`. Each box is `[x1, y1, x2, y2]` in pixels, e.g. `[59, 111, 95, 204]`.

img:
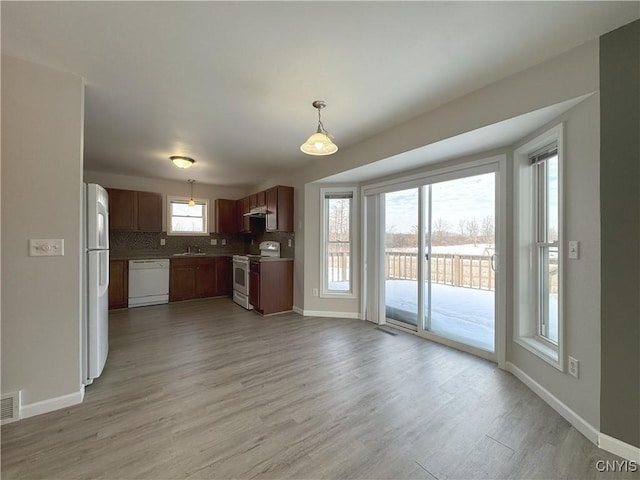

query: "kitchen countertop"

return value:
[110, 252, 233, 261]
[110, 252, 294, 262]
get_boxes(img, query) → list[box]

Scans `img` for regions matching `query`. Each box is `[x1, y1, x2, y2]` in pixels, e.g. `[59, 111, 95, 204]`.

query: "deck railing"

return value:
[385, 251, 496, 291]
[328, 250, 558, 293]
[327, 250, 497, 291]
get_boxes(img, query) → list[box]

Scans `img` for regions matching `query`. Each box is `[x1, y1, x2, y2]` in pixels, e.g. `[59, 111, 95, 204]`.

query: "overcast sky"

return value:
[385, 172, 495, 233]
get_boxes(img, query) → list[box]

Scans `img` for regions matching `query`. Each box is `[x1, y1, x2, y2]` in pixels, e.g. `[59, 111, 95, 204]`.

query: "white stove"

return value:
[232, 241, 280, 309]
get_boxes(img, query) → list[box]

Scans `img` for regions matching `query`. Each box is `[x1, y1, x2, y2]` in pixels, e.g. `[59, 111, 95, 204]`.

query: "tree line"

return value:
[386, 216, 495, 248]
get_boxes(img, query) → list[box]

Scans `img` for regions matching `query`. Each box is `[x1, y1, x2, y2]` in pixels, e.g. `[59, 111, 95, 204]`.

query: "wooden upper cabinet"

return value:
[136, 191, 162, 232]
[256, 191, 266, 207]
[266, 186, 294, 232]
[248, 194, 258, 210]
[107, 188, 162, 232]
[214, 199, 238, 233]
[107, 188, 136, 231]
[240, 197, 251, 232]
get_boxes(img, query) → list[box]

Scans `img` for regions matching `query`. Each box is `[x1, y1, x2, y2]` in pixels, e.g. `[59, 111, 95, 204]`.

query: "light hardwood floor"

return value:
[2, 298, 637, 480]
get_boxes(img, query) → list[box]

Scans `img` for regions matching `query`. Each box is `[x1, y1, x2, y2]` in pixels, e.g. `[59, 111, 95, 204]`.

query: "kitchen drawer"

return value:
[171, 257, 211, 267]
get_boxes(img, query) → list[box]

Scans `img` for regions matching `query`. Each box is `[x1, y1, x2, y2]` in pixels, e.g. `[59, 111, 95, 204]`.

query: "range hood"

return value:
[243, 206, 268, 217]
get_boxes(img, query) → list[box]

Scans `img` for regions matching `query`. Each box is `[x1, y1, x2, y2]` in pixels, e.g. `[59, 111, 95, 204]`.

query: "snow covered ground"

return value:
[385, 280, 495, 351]
[328, 278, 558, 353]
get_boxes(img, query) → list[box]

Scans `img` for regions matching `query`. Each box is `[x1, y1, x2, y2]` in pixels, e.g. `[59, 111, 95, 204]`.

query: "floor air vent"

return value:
[1, 392, 20, 424]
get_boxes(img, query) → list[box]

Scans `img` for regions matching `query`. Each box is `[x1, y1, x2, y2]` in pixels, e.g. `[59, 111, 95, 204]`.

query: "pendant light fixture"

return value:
[300, 100, 338, 156]
[187, 179, 196, 206]
[170, 156, 195, 169]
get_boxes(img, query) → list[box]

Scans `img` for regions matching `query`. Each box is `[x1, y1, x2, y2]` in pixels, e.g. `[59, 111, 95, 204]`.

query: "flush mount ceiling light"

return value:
[187, 179, 196, 206]
[170, 155, 195, 169]
[300, 100, 338, 156]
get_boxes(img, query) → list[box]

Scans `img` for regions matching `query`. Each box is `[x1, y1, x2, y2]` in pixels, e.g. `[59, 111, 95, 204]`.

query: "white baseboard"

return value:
[294, 309, 360, 319]
[505, 362, 599, 444]
[599, 433, 640, 463]
[20, 386, 84, 420]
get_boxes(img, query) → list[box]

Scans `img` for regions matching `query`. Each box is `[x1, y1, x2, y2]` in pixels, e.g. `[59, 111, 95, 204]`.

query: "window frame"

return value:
[513, 124, 564, 370]
[166, 195, 209, 236]
[320, 186, 358, 299]
[533, 150, 559, 346]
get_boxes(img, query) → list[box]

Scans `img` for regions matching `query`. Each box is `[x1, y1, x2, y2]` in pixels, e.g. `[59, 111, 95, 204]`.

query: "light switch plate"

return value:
[160, 238, 166, 246]
[221, 239, 226, 245]
[568, 241, 579, 259]
[211, 239, 217, 246]
[29, 239, 64, 257]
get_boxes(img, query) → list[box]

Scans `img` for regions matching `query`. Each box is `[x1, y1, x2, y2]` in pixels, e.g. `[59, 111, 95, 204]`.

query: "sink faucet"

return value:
[186, 245, 193, 253]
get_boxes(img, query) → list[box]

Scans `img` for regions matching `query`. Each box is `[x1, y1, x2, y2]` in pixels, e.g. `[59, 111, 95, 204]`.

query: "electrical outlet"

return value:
[288, 239, 292, 247]
[160, 238, 166, 246]
[312, 288, 319, 297]
[221, 239, 226, 245]
[568, 356, 579, 378]
[211, 239, 217, 246]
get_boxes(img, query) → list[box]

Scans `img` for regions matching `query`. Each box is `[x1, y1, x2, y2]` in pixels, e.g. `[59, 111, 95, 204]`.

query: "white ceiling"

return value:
[2, 2, 638, 187]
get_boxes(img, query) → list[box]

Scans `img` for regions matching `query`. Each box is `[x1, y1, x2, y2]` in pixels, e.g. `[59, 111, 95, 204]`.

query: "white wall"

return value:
[1, 56, 85, 412]
[83, 170, 247, 232]
[509, 94, 601, 430]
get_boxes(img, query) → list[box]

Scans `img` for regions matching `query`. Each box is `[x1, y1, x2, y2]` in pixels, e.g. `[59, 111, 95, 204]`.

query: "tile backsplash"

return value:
[110, 231, 295, 258]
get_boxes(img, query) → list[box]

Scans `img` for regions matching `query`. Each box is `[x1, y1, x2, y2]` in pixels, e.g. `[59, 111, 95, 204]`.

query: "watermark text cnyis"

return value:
[595, 460, 638, 473]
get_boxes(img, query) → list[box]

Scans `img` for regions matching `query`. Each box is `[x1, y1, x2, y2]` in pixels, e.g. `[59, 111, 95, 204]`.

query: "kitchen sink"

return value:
[172, 252, 208, 256]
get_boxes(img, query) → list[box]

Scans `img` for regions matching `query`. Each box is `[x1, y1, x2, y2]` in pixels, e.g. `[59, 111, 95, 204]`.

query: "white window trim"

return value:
[513, 123, 564, 371]
[320, 186, 358, 299]
[166, 195, 209, 236]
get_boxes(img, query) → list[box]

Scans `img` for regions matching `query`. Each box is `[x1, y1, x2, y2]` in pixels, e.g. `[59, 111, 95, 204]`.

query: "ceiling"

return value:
[2, 2, 638, 187]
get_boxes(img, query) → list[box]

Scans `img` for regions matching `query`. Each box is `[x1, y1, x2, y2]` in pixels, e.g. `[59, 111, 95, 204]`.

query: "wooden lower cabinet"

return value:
[249, 262, 261, 310]
[170, 263, 197, 301]
[216, 257, 232, 296]
[170, 257, 232, 302]
[249, 260, 293, 315]
[108, 259, 128, 309]
[195, 261, 215, 298]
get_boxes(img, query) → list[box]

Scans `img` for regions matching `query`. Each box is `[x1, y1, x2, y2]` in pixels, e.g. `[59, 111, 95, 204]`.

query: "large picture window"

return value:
[320, 187, 357, 297]
[167, 196, 209, 235]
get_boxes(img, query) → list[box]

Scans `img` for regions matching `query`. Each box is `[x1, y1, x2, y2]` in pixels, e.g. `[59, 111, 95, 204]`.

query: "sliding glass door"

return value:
[427, 173, 495, 351]
[381, 170, 497, 353]
[384, 188, 420, 330]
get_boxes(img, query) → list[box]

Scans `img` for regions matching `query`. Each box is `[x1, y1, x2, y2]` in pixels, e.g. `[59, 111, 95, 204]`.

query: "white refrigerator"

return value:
[83, 183, 110, 385]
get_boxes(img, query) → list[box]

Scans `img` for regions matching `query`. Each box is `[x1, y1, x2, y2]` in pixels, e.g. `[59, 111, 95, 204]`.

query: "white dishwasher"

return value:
[128, 259, 170, 308]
